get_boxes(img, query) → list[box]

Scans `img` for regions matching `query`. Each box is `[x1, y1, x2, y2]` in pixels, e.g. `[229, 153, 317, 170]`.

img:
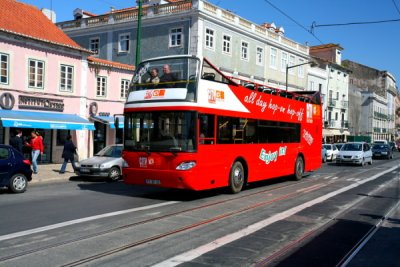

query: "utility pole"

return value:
[135, 0, 143, 67]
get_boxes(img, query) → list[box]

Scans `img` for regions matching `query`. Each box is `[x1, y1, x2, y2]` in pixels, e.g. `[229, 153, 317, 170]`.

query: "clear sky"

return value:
[20, 0, 400, 83]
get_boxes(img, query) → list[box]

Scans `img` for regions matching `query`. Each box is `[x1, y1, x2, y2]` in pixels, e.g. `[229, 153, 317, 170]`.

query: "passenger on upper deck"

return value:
[146, 68, 160, 88]
[160, 64, 178, 88]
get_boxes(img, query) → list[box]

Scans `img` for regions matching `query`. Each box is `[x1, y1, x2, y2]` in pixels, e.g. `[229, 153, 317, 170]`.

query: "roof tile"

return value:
[0, 0, 85, 51]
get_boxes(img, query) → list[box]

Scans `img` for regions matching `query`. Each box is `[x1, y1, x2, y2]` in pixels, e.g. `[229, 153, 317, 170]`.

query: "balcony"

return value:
[373, 127, 382, 133]
[340, 101, 348, 110]
[373, 111, 388, 120]
[327, 99, 336, 108]
[341, 121, 349, 128]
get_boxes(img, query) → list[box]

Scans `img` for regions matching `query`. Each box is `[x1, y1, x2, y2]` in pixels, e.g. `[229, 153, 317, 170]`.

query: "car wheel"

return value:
[108, 167, 121, 181]
[229, 161, 245, 194]
[9, 174, 28, 193]
[293, 156, 304, 181]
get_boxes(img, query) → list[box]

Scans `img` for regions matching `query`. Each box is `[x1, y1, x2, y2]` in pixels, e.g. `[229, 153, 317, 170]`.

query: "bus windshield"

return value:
[130, 57, 200, 101]
[124, 111, 196, 152]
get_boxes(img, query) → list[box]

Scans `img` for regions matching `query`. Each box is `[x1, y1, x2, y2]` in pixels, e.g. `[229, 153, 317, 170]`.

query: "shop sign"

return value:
[19, 95, 64, 112]
[0, 92, 15, 110]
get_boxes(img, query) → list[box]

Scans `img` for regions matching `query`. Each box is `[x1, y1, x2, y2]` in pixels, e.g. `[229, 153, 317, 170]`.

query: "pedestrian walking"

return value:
[9, 129, 23, 153]
[59, 135, 77, 174]
[25, 131, 44, 174]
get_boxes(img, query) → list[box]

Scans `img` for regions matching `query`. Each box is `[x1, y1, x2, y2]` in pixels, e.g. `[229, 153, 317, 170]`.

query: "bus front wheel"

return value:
[293, 156, 304, 181]
[229, 161, 245, 194]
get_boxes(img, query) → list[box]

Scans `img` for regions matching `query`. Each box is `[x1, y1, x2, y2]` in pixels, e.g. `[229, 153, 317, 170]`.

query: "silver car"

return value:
[336, 142, 373, 166]
[75, 145, 124, 181]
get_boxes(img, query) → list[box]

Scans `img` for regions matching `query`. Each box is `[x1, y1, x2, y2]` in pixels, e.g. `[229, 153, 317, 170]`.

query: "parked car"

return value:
[75, 145, 124, 181]
[322, 144, 339, 161]
[372, 144, 393, 159]
[0, 145, 32, 193]
[373, 140, 388, 145]
[321, 147, 327, 163]
[336, 142, 373, 166]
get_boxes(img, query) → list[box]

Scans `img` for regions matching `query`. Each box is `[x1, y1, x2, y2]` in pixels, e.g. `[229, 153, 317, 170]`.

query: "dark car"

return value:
[371, 144, 393, 159]
[0, 145, 32, 193]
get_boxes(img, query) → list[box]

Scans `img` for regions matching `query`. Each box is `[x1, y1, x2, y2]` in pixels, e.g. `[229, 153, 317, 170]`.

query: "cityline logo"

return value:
[208, 89, 225, 104]
[144, 89, 166, 99]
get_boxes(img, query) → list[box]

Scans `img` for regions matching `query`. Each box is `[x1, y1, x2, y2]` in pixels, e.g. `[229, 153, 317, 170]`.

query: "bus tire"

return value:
[229, 161, 245, 194]
[293, 156, 304, 181]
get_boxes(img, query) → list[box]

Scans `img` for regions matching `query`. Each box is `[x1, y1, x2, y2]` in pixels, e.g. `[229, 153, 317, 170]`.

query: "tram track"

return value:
[1, 162, 394, 266]
[253, 168, 400, 267]
[0, 177, 320, 263]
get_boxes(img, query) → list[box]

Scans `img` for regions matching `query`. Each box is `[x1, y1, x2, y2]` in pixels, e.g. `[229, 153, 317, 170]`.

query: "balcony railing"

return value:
[374, 111, 388, 120]
[328, 99, 336, 108]
[340, 101, 348, 110]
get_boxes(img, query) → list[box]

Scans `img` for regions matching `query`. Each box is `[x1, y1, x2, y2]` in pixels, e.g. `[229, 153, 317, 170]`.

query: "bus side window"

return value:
[199, 114, 215, 144]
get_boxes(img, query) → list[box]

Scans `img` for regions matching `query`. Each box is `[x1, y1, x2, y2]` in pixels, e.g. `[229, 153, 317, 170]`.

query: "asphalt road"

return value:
[0, 154, 399, 267]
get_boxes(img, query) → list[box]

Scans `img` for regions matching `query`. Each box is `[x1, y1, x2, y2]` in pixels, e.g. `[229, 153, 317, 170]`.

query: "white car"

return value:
[336, 142, 373, 166]
[322, 144, 339, 161]
[75, 145, 124, 181]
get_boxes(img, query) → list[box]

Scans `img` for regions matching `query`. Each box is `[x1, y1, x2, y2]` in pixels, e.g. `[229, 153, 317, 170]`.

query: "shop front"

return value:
[88, 101, 124, 154]
[0, 93, 95, 163]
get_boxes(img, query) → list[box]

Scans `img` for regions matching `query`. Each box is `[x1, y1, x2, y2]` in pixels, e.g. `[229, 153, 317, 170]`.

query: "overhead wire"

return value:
[312, 18, 400, 28]
[392, 0, 400, 16]
[262, 0, 324, 44]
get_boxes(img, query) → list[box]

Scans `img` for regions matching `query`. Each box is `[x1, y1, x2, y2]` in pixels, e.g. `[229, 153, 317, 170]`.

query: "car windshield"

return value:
[342, 143, 362, 151]
[323, 145, 331, 150]
[95, 146, 122, 158]
[372, 144, 388, 149]
[124, 111, 196, 152]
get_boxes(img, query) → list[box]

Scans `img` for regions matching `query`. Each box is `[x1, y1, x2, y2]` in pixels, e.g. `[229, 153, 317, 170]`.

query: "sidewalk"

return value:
[30, 164, 76, 184]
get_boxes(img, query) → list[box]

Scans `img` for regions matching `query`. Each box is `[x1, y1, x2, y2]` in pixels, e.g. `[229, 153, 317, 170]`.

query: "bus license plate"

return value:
[145, 179, 161, 185]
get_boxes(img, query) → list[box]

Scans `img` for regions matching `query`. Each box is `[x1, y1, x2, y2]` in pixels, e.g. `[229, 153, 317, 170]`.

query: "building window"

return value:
[60, 65, 73, 92]
[121, 79, 129, 98]
[241, 41, 249, 61]
[298, 58, 304, 77]
[28, 59, 44, 88]
[270, 47, 277, 69]
[222, 34, 231, 54]
[256, 47, 263, 65]
[169, 28, 183, 47]
[96, 76, 107, 97]
[0, 53, 9, 84]
[205, 28, 215, 50]
[335, 112, 338, 121]
[288, 55, 295, 74]
[310, 81, 315, 91]
[336, 92, 339, 100]
[90, 38, 100, 54]
[118, 33, 130, 53]
[281, 52, 288, 72]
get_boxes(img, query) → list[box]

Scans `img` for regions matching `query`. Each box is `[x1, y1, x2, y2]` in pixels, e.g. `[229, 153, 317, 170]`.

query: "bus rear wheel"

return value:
[229, 161, 245, 194]
[293, 156, 304, 181]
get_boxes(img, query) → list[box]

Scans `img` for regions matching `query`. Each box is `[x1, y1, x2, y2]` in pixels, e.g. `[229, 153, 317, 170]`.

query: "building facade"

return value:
[342, 60, 397, 142]
[0, 0, 133, 163]
[57, 0, 311, 91]
[310, 44, 350, 143]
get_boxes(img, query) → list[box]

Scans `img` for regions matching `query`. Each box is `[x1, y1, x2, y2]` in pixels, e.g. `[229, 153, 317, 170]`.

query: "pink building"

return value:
[0, 0, 133, 163]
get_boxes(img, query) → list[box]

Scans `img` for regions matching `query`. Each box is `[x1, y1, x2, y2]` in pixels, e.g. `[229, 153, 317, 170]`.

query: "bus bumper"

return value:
[123, 168, 200, 190]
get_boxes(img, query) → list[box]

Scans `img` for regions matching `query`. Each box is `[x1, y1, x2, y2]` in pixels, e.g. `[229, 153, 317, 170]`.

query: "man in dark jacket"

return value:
[9, 129, 23, 153]
[59, 135, 77, 174]
[160, 64, 177, 88]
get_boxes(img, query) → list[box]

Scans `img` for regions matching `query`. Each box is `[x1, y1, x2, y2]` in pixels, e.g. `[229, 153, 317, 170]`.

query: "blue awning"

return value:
[92, 116, 124, 129]
[0, 110, 95, 130]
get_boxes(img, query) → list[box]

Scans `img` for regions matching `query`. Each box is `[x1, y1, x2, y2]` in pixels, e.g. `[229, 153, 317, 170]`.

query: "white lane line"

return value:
[0, 201, 179, 242]
[153, 166, 398, 267]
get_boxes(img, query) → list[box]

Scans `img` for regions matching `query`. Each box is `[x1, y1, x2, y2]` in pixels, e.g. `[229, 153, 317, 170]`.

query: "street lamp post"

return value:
[285, 61, 318, 91]
[135, 0, 143, 67]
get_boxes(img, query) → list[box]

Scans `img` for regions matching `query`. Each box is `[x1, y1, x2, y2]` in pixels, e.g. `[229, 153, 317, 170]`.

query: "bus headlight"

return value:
[176, 161, 196, 170]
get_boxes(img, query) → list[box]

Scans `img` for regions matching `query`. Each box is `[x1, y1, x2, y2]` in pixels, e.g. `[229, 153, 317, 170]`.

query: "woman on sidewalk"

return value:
[59, 135, 77, 174]
[25, 131, 44, 174]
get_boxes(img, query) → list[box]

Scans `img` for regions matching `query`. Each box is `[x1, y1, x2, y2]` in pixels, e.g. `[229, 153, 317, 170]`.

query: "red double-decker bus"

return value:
[122, 55, 322, 193]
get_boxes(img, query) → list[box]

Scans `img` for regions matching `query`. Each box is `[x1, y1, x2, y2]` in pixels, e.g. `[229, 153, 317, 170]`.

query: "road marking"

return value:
[0, 201, 179, 242]
[153, 166, 399, 267]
